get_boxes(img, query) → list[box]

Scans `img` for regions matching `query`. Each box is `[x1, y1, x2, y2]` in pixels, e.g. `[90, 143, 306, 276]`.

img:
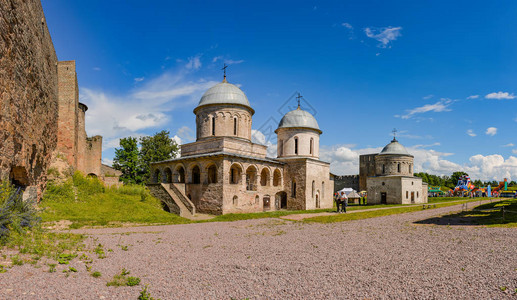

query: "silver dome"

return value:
[378, 138, 413, 156]
[195, 80, 253, 112]
[276, 107, 321, 133]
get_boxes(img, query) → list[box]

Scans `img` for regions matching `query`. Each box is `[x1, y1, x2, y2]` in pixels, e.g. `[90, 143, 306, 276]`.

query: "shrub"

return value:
[91, 271, 102, 278]
[0, 185, 41, 242]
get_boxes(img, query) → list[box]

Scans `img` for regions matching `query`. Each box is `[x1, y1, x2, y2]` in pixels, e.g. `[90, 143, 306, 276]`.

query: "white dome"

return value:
[276, 107, 321, 133]
[195, 80, 253, 112]
[378, 138, 413, 156]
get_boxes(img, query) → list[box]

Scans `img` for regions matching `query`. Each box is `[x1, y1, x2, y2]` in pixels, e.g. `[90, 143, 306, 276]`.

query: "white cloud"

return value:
[81, 64, 218, 152]
[485, 127, 497, 136]
[212, 56, 223, 63]
[503, 143, 514, 147]
[172, 135, 182, 145]
[513, 149, 517, 155]
[485, 91, 516, 100]
[251, 129, 277, 158]
[422, 95, 434, 100]
[364, 26, 402, 48]
[466, 129, 476, 137]
[93, 67, 101, 71]
[101, 158, 113, 166]
[398, 98, 453, 119]
[134, 77, 145, 82]
[342, 22, 353, 29]
[176, 126, 194, 144]
[185, 55, 202, 70]
[466, 95, 479, 99]
[212, 56, 244, 65]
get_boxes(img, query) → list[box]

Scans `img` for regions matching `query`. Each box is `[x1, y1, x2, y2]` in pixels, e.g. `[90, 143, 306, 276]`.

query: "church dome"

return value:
[276, 106, 321, 134]
[378, 138, 413, 156]
[195, 80, 253, 113]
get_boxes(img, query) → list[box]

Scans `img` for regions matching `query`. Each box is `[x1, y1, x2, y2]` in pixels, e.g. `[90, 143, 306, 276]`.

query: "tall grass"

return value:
[0, 183, 40, 242]
[41, 172, 190, 228]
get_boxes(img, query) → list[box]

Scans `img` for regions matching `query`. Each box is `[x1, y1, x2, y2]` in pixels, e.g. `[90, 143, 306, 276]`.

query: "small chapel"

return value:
[360, 137, 428, 204]
[149, 75, 334, 216]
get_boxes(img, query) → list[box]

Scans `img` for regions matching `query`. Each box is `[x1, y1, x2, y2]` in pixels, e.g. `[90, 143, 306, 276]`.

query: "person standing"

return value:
[334, 193, 341, 213]
[343, 196, 348, 213]
[340, 192, 347, 213]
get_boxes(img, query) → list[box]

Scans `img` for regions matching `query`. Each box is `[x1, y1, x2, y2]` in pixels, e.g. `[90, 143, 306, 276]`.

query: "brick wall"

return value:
[0, 0, 59, 199]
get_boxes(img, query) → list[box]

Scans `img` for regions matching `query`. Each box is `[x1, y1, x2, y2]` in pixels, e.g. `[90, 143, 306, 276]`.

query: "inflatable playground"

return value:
[451, 176, 514, 197]
[427, 176, 515, 198]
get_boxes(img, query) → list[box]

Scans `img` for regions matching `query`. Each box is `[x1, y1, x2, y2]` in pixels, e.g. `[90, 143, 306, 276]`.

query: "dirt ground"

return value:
[1, 202, 516, 299]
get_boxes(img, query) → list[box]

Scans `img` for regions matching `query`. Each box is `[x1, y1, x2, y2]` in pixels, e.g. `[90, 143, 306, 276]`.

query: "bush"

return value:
[0, 184, 41, 242]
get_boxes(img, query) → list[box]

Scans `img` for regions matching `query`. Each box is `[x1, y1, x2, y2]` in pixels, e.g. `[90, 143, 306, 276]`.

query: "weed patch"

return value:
[106, 268, 141, 287]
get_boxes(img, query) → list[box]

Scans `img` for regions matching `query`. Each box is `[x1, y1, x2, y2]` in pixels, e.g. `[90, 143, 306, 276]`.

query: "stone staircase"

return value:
[147, 183, 196, 218]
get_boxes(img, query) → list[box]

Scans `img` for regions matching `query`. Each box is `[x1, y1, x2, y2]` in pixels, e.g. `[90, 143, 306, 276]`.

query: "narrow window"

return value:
[398, 163, 401, 173]
[212, 116, 215, 136]
[233, 118, 237, 135]
[292, 180, 296, 197]
[382, 164, 385, 174]
[406, 191, 408, 199]
[310, 138, 314, 155]
[294, 137, 298, 155]
[322, 181, 325, 199]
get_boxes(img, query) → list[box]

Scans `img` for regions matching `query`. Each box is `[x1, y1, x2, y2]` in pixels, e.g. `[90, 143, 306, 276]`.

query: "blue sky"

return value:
[42, 0, 517, 180]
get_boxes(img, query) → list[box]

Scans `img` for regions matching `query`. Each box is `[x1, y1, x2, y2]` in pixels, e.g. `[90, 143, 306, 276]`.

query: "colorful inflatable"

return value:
[454, 175, 475, 195]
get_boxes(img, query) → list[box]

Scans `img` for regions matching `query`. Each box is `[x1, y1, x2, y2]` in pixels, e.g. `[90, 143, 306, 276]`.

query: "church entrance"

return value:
[381, 192, 387, 204]
[263, 196, 270, 211]
[315, 194, 320, 208]
[411, 192, 415, 203]
[275, 192, 287, 209]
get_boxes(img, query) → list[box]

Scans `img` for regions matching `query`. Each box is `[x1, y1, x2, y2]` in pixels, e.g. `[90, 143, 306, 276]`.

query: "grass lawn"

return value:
[427, 196, 493, 203]
[302, 198, 489, 223]
[40, 173, 191, 228]
[454, 198, 517, 227]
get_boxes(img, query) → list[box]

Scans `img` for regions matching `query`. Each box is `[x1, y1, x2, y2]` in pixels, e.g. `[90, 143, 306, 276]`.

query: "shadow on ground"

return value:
[414, 199, 517, 226]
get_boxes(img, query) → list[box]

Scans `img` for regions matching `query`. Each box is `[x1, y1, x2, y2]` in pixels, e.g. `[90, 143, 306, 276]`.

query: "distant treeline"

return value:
[414, 171, 516, 190]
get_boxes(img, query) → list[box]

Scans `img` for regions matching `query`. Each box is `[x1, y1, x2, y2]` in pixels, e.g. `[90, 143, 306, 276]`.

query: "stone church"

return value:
[149, 77, 334, 216]
[360, 138, 428, 204]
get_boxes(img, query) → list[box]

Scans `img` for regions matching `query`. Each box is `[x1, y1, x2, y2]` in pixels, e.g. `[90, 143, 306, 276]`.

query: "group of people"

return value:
[334, 193, 348, 213]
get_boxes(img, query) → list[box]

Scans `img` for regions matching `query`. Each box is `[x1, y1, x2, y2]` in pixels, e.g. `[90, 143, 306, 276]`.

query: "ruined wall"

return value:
[359, 154, 377, 191]
[0, 0, 59, 199]
[56, 61, 79, 168]
[84, 135, 102, 176]
[334, 175, 360, 192]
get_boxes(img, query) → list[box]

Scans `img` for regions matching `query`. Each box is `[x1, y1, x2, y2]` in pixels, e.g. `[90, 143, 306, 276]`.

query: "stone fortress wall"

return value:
[0, 0, 117, 198]
[0, 0, 59, 199]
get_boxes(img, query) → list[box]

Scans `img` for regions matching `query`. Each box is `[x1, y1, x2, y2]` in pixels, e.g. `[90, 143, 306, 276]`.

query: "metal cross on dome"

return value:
[222, 63, 228, 80]
[296, 93, 303, 108]
[392, 128, 398, 140]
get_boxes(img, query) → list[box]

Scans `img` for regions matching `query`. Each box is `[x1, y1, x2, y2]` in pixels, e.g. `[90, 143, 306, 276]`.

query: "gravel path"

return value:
[1, 203, 516, 299]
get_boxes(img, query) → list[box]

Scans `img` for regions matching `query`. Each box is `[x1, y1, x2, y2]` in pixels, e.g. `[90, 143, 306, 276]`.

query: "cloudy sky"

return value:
[42, 0, 517, 181]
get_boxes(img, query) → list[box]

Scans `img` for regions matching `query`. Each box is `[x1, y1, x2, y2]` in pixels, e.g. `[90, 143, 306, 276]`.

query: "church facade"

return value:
[361, 138, 428, 204]
[149, 77, 334, 215]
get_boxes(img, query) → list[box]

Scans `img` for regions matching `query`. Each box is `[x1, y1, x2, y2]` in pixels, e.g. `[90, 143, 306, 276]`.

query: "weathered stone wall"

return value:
[181, 136, 267, 158]
[276, 128, 320, 158]
[56, 61, 79, 167]
[367, 176, 427, 204]
[334, 175, 360, 192]
[195, 105, 253, 141]
[374, 155, 414, 176]
[0, 0, 59, 198]
[84, 135, 102, 176]
[359, 154, 377, 191]
[303, 159, 333, 210]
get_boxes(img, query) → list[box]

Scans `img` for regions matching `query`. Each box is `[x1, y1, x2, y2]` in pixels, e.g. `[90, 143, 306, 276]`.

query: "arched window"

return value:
[164, 168, 172, 183]
[322, 181, 325, 199]
[398, 163, 401, 173]
[229, 164, 242, 184]
[273, 169, 281, 186]
[191, 166, 200, 184]
[406, 191, 409, 199]
[233, 117, 238, 135]
[233, 195, 238, 206]
[312, 180, 315, 198]
[255, 195, 260, 204]
[291, 180, 296, 197]
[246, 166, 257, 191]
[207, 165, 217, 184]
[294, 137, 298, 155]
[211, 116, 215, 136]
[382, 164, 385, 174]
[260, 168, 270, 186]
[310, 138, 314, 155]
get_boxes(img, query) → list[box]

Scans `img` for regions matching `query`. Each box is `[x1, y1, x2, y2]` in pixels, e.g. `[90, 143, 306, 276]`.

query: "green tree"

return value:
[140, 130, 179, 183]
[113, 137, 143, 184]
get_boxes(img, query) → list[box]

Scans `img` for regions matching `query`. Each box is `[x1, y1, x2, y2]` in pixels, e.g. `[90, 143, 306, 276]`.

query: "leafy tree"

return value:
[113, 137, 143, 184]
[139, 130, 179, 183]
